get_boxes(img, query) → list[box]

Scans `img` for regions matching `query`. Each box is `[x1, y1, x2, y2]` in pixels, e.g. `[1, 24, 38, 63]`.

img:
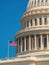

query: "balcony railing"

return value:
[16, 25, 49, 35]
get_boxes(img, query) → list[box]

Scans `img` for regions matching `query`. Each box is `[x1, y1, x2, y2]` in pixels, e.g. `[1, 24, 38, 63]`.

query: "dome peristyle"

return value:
[27, 0, 49, 11]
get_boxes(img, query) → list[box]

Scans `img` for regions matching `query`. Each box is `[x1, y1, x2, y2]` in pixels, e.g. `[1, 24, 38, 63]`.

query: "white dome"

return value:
[27, 0, 49, 11]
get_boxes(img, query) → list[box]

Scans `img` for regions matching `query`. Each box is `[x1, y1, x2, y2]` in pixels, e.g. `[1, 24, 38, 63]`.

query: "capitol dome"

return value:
[16, 0, 49, 54]
[15, 0, 49, 65]
[1, 0, 49, 65]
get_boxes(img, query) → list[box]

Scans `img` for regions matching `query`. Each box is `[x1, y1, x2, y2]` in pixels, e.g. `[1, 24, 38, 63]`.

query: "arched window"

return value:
[39, 38, 41, 48]
[22, 37, 24, 51]
[31, 36, 35, 49]
[44, 18, 47, 25]
[30, 19, 32, 26]
[39, 18, 42, 25]
[35, 0, 36, 4]
[35, 19, 37, 26]
[44, 37, 47, 48]
[27, 20, 29, 27]
[41, 0, 43, 2]
[34, 0, 36, 6]
[26, 36, 29, 50]
[38, 0, 40, 3]
[45, 0, 47, 2]
[32, 1, 33, 4]
[33, 39, 35, 48]
[24, 22, 26, 28]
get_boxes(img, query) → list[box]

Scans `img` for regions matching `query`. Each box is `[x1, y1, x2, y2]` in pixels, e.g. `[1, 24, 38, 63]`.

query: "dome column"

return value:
[34, 35, 37, 50]
[44, 0, 45, 5]
[47, 34, 49, 49]
[26, 21, 27, 28]
[31, 37, 34, 50]
[24, 37, 26, 52]
[32, 19, 33, 26]
[29, 20, 31, 27]
[42, 17, 44, 25]
[40, 34, 43, 50]
[47, 16, 49, 25]
[33, 19, 35, 27]
[17, 38, 19, 53]
[29, 35, 31, 51]
[37, 18, 39, 26]
[20, 37, 22, 52]
[40, 0, 41, 5]
[36, 0, 37, 7]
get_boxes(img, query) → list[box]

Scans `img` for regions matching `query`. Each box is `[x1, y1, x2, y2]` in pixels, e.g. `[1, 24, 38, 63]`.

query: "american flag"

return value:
[9, 41, 17, 46]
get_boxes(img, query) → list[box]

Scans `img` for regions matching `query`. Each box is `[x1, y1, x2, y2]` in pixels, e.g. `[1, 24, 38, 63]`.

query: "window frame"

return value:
[45, 0, 47, 2]
[44, 37, 47, 48]
[44, 17, 47, 25]
[34, 0, 36, 4]
[38, 0, 40, 3]
[41, 0, 43, 2]
[35, 18, 37, 26]
[27, 20, 29, 27]
[30, 19, 32, 26]
[39, 18, 42, 25]
[39, 38, 41, 48]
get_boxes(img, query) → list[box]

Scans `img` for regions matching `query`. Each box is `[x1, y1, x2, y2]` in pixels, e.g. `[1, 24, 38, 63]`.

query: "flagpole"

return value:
[8, 40, 9, 59]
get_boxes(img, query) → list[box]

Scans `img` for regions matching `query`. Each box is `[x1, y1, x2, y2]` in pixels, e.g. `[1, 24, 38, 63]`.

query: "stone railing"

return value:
[16, 25, 49, 35]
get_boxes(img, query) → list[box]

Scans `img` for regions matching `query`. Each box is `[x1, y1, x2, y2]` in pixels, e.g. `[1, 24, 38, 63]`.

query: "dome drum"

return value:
[21, 14, 49, 30]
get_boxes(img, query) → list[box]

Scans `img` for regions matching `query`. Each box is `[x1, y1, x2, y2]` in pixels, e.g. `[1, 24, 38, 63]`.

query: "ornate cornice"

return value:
[21, 7, 49, 21]
[0, 50, 49, 64]
[16, 25, 49, 38]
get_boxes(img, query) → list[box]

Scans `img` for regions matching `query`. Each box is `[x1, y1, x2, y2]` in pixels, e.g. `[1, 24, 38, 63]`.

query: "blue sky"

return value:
[0, 0, 28, 59]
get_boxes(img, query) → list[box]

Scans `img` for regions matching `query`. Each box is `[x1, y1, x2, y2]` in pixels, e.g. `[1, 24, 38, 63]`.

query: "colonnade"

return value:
[27, 0, 49, 10]
[17, 34, 49, 53]
[23, 17, 49, 29]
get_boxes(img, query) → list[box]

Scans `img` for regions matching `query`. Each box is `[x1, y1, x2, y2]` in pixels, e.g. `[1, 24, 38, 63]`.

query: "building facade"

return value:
[0, 0, 49, 65]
